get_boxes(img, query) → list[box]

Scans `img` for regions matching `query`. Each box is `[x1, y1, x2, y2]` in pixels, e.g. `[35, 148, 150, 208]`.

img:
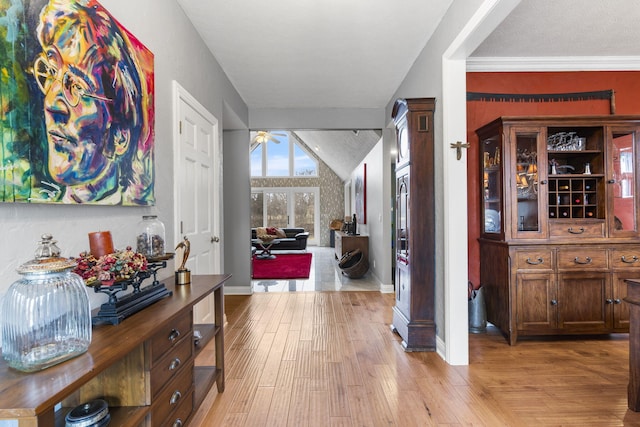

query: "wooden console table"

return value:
[626, 279, 640, 411]
[0, 274, 230, 426]
[334, 231, 368, 261]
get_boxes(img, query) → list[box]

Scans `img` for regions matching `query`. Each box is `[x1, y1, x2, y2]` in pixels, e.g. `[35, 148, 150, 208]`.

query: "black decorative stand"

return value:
[91, 259, 173, 325]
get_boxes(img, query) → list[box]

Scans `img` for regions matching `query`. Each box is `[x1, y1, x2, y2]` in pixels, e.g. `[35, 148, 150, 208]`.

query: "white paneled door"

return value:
[173, 82, 221, 324]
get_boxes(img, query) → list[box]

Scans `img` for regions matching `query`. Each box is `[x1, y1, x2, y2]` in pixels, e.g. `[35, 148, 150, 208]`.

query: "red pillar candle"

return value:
[88, 231, 114, 258]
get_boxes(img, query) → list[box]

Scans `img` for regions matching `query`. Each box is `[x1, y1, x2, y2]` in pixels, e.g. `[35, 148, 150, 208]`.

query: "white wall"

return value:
[0, 0, 248, 310]
[349, 138, 394, 290]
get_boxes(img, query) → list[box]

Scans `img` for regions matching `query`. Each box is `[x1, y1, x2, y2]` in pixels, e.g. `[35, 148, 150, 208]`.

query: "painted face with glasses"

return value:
[34, 0, 143, 204]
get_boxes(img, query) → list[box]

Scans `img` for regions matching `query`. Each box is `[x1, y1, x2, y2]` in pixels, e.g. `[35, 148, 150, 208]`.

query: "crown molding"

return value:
[466, 56, 640, 72]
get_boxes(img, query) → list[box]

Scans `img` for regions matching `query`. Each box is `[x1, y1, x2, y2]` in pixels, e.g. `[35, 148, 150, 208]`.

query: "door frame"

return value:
[172, 80, 223, 273]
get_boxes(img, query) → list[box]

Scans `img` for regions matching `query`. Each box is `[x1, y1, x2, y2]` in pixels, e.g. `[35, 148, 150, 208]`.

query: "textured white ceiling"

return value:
[471, 0, 640, 58]
[293, 130, 381, 181]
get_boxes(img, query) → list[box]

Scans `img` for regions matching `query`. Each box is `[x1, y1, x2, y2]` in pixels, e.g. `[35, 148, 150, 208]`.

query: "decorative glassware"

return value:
[136, 215, 166, 258]
[1, 234, 92, 372]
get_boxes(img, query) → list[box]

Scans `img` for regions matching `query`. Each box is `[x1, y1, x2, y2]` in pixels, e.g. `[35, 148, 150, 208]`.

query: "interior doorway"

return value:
[173, 81, 222, 323]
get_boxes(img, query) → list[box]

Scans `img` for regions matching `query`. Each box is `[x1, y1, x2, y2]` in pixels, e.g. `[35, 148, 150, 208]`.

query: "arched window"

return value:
[250, 131, 318, 177]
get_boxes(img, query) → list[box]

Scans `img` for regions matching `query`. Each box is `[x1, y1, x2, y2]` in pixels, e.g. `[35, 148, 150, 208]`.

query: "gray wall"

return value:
[223, 130, 251, 289]
[0, 0, 248, 309]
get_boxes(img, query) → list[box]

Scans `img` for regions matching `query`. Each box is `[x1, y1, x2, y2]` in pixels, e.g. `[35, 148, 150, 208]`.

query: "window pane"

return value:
[265, 192, 288, 227]
[250, 144, 263, 176]
[294, 192, 315, 240]
[294, 143, 317, 176]
[266, 138, 289, 176]
[251, 192, 264, 228]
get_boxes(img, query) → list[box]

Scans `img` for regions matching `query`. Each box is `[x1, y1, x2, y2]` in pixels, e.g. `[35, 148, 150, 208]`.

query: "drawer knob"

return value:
[169, 357, 181, 371]
[170, 390, 182, 405]
[606, 299, 614, 304]
[550, 300, 558, 306]
[615, 299, 622, 304]
[622, 255, 639, 264]
[173, 420, 183, 427]
[168, 329, 181, 343]
[573, 256, 592, 265]
[526, 257, 544, 265]
[568, 227, 585, 234]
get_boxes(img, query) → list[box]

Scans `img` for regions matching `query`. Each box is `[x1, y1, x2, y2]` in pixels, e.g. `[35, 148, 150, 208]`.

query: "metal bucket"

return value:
[468, 286, 487, 334]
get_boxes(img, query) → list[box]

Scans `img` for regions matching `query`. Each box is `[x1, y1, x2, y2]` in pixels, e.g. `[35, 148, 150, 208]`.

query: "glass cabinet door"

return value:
[481, 136, 502, 236]
[512, 128, 546, 238]
[609, 129, 639, 237]
[396, 172, 410, 263]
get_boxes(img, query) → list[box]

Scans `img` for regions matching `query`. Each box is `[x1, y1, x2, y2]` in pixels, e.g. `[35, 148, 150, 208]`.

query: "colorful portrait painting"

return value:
[0, 0, 155, 205]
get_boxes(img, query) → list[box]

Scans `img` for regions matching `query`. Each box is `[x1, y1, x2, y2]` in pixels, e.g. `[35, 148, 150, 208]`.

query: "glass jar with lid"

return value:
[136, 215, 166, 258]
[1, 234, 92, 372]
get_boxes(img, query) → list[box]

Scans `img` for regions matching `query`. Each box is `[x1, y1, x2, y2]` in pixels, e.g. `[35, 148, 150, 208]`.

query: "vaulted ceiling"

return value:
[177, 0, 640, 180]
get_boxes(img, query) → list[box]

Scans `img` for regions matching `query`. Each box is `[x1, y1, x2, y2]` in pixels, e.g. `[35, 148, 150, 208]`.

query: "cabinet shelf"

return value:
[56, 405, 148, 427]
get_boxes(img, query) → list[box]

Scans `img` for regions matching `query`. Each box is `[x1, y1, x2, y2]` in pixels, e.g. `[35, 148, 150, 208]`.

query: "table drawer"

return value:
[549, 221, 605, 239]
[160, 388, 194, 427]
[150, 333, 193, 399]
[151, 360, 194, 425]
[611, 247, 640, 269]
[514, 249, 554, 270]
[557, 248, 608, 269]
[149, 311, 193, 364]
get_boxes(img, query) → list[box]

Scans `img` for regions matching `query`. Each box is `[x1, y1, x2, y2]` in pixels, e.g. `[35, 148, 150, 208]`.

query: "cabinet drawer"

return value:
[149, 311, 193, 364]
[557, 248, 608, 269]
[150, 334, 193, 399]
[549, 221, 605, 239]
[151, 361, 194, 425]
[514, 249, 554, 270]
[611, 247, 640, 269]
[159, 388, 194, 427]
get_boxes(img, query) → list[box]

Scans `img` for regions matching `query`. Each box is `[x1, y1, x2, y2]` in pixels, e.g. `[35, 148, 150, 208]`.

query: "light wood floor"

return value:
[191, 291, 640, 426]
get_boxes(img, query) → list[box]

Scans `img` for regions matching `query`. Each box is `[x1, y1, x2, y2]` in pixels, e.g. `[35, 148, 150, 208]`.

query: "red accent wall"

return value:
[466, 71, 640, 288]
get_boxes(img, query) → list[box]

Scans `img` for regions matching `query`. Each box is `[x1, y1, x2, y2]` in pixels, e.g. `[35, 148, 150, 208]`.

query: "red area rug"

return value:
[252, 253, 312, 279]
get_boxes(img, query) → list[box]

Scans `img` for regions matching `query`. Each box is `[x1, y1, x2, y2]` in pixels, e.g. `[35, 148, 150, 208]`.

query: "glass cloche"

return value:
[1, 234, 92, 372]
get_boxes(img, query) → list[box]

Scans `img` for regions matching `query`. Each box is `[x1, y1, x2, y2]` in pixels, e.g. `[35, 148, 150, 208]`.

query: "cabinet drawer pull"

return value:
[168, 328, 181, 343]
[568, 227, 585, 234]
[173, 419, 183, 427]
[526, 257, 544, 265]
[622, 255, 639, 264]
[573, 256, 592, 265]
[169, 357, 181, 371]
[606, 299, 614, 304]
[170, 390, 182, 405]
[615, 299, 622, 304]
[550, 300, 558, 306]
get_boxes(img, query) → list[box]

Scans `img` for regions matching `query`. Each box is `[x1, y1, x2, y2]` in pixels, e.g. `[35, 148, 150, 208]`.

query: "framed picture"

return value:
[0, 0, 155, 205]
[355, 163, 366, 224]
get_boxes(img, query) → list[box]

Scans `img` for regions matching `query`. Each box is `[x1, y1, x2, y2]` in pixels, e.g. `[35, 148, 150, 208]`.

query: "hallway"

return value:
[252, 246, 382, 293]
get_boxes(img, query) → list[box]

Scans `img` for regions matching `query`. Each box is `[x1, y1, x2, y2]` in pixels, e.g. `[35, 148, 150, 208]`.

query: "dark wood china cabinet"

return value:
[477, 115, 640, 344]
[390, 98, 436, 351]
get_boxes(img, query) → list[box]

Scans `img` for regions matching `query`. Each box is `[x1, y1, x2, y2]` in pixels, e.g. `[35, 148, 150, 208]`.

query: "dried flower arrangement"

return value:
[72, 247, 148, 285]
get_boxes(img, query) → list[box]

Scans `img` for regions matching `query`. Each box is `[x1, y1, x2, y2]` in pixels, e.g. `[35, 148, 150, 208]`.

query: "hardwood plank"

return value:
[190, 292, 640, 427]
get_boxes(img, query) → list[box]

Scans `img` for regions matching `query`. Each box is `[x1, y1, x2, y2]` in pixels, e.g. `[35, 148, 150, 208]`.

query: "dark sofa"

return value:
[251, 228, 309, 251]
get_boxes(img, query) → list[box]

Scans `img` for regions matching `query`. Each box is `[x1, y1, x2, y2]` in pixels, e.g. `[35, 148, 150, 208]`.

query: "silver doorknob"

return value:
[211, 236, 220, 243]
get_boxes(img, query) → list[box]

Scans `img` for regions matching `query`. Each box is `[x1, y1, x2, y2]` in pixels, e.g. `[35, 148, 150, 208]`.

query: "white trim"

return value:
[467, 56, 640, 72]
